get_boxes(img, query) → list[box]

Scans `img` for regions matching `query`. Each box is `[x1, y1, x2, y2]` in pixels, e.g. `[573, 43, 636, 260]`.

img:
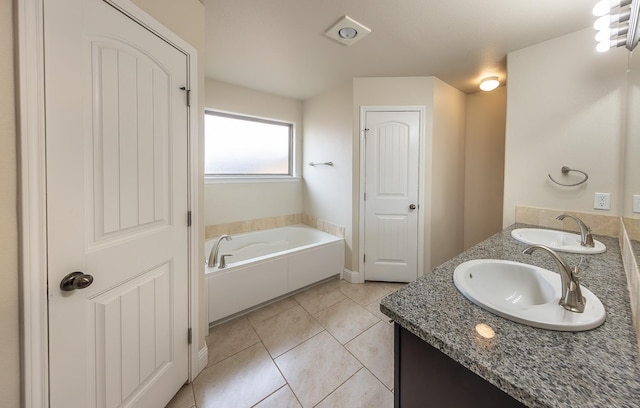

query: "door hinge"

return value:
[188, 328, 192, 345]
[187, 211, 192, 227]
[363, 254, 366, 263]
[180, 86, 191, 107]
[364, 192, 366, 201]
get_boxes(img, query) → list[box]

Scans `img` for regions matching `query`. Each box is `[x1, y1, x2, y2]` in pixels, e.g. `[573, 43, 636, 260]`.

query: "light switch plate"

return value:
[633, 195, 640, 213]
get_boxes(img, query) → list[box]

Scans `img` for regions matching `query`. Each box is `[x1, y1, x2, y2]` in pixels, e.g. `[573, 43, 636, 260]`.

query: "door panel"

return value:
[45, 1, 189, 407]
[92, 263, 172, 407]
[91, 38, 172, 243]
[375, 215, 409, 262]
[364, 111, 420, 282]
[377, 122, 409, 195]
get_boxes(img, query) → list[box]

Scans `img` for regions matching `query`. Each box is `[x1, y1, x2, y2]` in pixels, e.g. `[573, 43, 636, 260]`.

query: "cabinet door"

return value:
[394, 324, 525, 408]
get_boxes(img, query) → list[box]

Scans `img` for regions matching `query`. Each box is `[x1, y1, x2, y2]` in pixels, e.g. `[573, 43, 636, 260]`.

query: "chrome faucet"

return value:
[556, 214, 594, 247]
[522, 244, 585, 313]
[207, 234, 232, 267]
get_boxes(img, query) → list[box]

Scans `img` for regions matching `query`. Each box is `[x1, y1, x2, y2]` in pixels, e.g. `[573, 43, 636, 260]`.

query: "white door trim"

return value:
[358, 106, 425, 283]
[17, 1, 204, 406]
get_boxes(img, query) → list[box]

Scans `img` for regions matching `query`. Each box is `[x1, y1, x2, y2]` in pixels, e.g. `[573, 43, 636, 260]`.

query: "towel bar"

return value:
[548, 166, 588, 187]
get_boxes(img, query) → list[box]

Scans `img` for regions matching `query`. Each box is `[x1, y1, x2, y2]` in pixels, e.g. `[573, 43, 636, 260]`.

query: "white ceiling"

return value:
[204, 0, 594, 100]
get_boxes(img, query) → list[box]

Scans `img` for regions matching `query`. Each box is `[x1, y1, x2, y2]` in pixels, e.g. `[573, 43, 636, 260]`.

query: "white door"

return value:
[45, 0, 190, 407]
[363, 111, 420, 282]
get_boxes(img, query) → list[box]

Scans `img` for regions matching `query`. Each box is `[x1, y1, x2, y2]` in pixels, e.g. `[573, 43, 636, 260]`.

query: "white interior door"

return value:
[45, 0, 190, 407]
[363, 110, 420, 282]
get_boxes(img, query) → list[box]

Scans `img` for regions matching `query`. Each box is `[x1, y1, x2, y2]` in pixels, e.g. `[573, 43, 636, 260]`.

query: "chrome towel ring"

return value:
[548, 166, 589, 187]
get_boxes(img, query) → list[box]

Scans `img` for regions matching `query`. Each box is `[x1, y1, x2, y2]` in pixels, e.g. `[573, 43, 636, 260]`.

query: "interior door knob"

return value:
[60, 271, 94, 291]
[409, 204, 417, 210]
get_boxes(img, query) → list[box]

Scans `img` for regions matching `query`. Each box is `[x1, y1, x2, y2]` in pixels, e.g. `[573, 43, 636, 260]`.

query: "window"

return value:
[204, 111, 293, 177]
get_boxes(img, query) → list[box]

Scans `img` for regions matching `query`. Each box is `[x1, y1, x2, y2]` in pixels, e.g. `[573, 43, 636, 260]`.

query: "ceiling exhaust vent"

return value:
[324, 15, 371, 46]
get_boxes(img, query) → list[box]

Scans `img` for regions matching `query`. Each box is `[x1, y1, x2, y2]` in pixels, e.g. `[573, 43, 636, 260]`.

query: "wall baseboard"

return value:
[343, 268, 363, 284]
[198, 345, 209, 375]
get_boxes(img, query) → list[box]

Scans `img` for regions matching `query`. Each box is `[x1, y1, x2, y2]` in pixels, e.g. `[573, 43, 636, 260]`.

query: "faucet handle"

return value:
[585, 228, 595, 247]
[219, 254, 233, 269]
[567, 265, 582, 292]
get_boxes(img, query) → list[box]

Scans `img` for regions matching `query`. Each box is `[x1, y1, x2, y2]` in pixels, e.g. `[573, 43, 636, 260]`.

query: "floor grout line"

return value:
[311, 366, 369, 408]
[191, 279, 401, 408]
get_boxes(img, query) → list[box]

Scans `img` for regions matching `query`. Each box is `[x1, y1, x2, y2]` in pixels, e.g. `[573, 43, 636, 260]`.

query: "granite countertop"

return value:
[381, 223, 640, 408]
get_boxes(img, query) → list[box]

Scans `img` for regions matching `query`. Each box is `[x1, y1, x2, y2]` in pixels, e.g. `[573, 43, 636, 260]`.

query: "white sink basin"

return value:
[453, 259, 606, 331]
[511, 228, 606, 254]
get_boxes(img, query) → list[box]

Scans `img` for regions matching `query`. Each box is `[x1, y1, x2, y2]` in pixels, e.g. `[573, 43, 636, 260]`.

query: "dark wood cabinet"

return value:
[394, 324, 527, 408]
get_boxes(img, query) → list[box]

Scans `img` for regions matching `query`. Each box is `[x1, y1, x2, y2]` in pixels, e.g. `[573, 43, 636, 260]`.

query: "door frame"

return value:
[17, 1, 204, 406]
[358, 106, 426, 283]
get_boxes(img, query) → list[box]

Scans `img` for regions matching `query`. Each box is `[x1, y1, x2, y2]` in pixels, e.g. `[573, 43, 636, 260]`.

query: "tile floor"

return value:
[165, 278, 405, 408]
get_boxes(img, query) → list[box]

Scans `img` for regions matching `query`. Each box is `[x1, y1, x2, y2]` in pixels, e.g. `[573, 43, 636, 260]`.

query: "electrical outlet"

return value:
[633, 195, 640, 213]
[594, 192, 611, 210]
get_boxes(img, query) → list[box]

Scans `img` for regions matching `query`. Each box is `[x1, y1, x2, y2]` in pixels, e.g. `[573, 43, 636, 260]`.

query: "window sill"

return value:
[205, 176, 301, 184]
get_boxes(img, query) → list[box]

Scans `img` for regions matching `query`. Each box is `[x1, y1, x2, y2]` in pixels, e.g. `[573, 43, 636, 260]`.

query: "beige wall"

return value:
[204, 180, 301, 226]
[302, 82, 354, 268]
[464, 87, 506, 249]
[430, 79, 467, 268]
[203, 79, 303, 226]
[504, 28, 628, 227]
[2, 0, 20, 405]
[624, 49, 640, 218]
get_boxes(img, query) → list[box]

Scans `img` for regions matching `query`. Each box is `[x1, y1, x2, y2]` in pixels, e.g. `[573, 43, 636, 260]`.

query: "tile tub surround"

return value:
[205, 213, 302, 239]
[515, 205, 619, 237]
[381, 224, 640, 408]
[205, 213, 345, 239]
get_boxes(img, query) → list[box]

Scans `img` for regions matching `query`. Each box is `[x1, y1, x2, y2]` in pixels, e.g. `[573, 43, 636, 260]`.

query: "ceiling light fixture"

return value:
[338, 27, 358, 39]
[593, 0, 640, 52]
[479, 76, 500, 92]
[325, 16, 371, 46]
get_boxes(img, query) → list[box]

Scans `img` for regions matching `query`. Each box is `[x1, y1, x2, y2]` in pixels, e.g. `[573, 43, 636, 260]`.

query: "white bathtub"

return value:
[205, 224, 345, 323]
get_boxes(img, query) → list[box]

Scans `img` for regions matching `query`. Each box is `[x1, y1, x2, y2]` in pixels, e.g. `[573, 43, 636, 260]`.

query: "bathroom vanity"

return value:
[381, 224, 640, 408]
